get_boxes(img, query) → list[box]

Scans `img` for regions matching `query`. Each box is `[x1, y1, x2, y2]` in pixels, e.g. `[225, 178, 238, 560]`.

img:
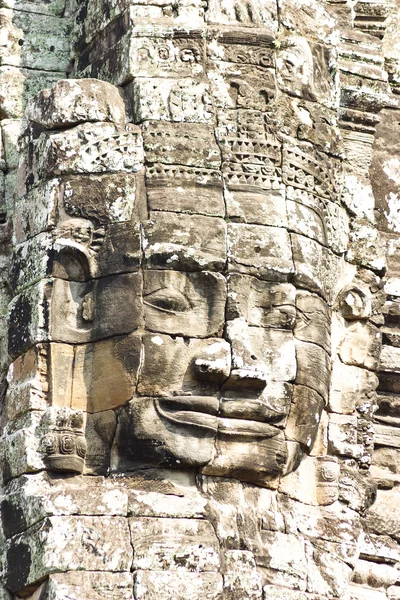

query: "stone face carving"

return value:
[0, 1, 398, 599]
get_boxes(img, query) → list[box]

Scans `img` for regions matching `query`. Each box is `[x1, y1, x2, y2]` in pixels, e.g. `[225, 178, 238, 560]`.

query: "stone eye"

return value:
[145, 289, 191, 313]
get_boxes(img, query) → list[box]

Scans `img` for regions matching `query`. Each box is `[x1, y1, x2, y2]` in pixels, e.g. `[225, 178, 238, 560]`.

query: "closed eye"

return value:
[144, 289, 192, 314]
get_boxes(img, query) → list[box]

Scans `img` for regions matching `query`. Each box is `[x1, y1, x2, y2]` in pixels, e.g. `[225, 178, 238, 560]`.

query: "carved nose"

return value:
[223, 318, 268, 391]
[191, 340, 231, 384]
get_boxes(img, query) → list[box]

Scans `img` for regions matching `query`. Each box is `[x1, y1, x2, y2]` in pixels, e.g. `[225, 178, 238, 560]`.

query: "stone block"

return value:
[279, 455, 339, 506]
[0, 66, 64, 119]
[352, 558, 398, 589]
[0, 9, 69, 72]
[144, 211, 227, 271]
[4, 344, 48, 422]
[285, 385, 324, 449]
[291, 234, 342, 303]
[129, 517, 220, 571]
[258, 531, 308, 590]
[137, 334, 230, 396]
[226, 188, 287, 228]
[85, 411, 117, 474]
[206, 0, 277, 27]
[30, 122, 143, 180]
[374, 423, 400, 448]
[78, 23, 206, 84]
[328, 414, 364, 459]
[339, 321, 381, 370]
[62, 172, 145, 225]
[329, 361, 378, 414]
[203, 426, 287, 485]
[127, 489, 207, 520]
[1, 119, 21, 172]
[49, 334, 141, 412]
[26, 79, 126, 129]
[222, 550, 262, 600]
[7, 280, 48, 358]
[1, 411, 48, 481]
[348, 584, 388, 600]
[112, 396, 217, 471]
[26, 572, 134, 600]
[280, 496, 362, 547]
[226, 319, 296, 386]
[126, 77, 214, 124]
[295, 341, 330, 401]
[49, 272, 144, 344]
[143, 121, 220, 169]
[13, 179, 59, 244]
[227, 223, 294, 281]
[1, 473, 130, 538]
[360, 532, 400, 565]
[294, 291, 331, 353]
[134, 570, 223, 600]
[146, 181, 225, 217]
[4, 516, 132, 593]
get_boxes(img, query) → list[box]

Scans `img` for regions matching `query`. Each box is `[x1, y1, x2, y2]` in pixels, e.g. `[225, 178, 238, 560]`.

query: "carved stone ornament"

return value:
[42, 409, 87, 474]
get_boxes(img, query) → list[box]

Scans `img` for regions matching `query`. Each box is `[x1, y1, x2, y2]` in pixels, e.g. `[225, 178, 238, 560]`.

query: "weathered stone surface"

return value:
[339, 321, 381, 370]
[222, 550, 262, 600]
[5, 516, 132, 593]
[27, 572, 134, 600]
[226, 188, 287, 228]
[0, 66, 65, 119]
[228, 223, 294, 281]
[144, 212, 227, 271]
[137, 334, 231, 397]
[279, 455, 339, 506]
[295, 341, 330, 401]
[26, 79, 126, 129]
[62, 172, 146, 225]
[143, 121, 220, 169]
[130, 517, 220, 571]
[330, 362, 378, 414]
[49, 334, 141, 412]
[28, 122, 144, 180]
[147, 181, 225, 217]
[0, 9, 69, 73]
[227, 275, 296, 330]
[294, 291, 331, 353]
[134, 570, 223, 600]
[285, 385, 324, 449]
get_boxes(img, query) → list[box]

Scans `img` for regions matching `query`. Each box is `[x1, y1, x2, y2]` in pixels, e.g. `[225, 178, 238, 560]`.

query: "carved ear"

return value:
[52, 243, 91, 282]
[336, 285, 371, 320]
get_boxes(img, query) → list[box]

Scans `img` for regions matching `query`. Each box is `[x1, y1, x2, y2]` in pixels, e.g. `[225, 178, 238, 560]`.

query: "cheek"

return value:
[137, 334, 231, 397]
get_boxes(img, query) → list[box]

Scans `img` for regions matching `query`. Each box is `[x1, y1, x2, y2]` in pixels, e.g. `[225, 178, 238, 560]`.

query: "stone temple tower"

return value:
[1, 1, 400, 599]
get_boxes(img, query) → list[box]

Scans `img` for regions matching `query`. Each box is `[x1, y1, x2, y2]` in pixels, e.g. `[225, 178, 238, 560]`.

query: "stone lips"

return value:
[155, 396, 283, 436]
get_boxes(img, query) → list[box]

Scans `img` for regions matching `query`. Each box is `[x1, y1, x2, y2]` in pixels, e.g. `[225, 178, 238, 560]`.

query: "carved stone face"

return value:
[10, 27, 348, 488]
[276, 36, 314, 98]
[45, 157, 336, 486]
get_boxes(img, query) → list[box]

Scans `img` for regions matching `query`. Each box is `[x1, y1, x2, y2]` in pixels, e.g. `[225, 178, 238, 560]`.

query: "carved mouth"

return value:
[155, 397, 219, 432]
[155, 397, 281, 437]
